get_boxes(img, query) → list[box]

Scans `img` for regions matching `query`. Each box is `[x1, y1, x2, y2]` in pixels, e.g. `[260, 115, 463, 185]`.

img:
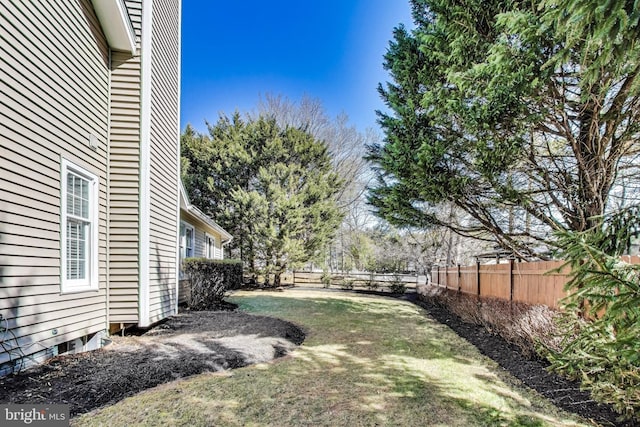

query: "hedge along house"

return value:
[0, 0, 187, 375]
[178, 182, 232, 303]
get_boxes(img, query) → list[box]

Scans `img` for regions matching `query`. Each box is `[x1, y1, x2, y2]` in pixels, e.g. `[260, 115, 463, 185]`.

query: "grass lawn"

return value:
[73, 290, 589, 426]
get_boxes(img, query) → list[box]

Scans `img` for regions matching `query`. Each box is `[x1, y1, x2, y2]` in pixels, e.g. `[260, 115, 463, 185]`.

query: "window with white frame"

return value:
[61, 159, 98, 293]
[205, 233, 216, 259]
[179, 221, 195, 277]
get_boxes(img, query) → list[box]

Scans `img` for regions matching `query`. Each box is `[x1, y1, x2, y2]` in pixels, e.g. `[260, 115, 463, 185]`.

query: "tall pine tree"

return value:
[368, 0, 640, 258]
[182, 115, 344, 285]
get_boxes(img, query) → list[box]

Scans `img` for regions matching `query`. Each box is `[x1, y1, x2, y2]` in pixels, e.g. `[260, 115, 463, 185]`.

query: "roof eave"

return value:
[91, 0, 137, 54]
[187, 206, 233, 242]
[180, 182, 233, 242]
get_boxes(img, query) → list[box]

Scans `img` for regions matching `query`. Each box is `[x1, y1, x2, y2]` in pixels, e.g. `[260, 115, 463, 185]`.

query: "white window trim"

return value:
[182, 221, 195, 258]
[60, 158, 99, 294]
[179, 221, 195, 279]
[204, 232, 216, 259]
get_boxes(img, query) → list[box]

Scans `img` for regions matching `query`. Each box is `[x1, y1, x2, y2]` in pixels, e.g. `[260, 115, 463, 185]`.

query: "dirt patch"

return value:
[405, 293, 634, 427]
[0, 310, 305, 417]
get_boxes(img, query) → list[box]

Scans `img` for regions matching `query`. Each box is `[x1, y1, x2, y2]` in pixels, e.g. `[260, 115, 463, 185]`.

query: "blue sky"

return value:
[180, 1, 413, 133]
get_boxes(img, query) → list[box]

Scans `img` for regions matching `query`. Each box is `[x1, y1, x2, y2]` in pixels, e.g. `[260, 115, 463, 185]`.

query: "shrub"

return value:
[339, 278, 355, 290]
[388, 274, 406, 295]
[183, 258, 243, 310]
[418, 286, 563, 358]
[365, 272, 379, 290]
[545, 219, 640, 420]
[320, 271, 331, 288]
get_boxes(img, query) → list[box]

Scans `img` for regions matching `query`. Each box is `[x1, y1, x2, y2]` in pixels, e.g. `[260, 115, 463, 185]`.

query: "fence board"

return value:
[480, 263, 511, 300]
[459, 266, 476, 295]
[510, 261, 568, 308]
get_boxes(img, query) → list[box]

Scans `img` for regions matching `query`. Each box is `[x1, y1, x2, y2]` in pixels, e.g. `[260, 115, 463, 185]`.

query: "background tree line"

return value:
[181, 95, 455, 283]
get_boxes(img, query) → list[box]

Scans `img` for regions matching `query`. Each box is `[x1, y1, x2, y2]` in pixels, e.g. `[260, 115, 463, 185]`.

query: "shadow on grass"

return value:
[229, 292, 586, 426]
[286, 343, 577, 426]
[69, 291, 589, 426]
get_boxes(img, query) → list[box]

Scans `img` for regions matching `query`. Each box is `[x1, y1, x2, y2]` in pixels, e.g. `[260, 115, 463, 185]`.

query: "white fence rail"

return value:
[287, 271, 427, 291]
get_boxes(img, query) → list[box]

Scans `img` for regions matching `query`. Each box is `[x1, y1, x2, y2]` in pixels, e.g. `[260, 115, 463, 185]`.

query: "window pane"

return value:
[73, 176, 82, 216]
[68, 259, 77, 279]
[81, 199, 88, 218]
[67, 175, 75, 215]
[66, 219, 87, 280]
[81, 180, 89, 218]
[78, 225, 86, 259]
[78, 258, 86, 279]
[207, 237, 215, 258]
[186, 228, 194, 257]
[67, 172, 90, 219]
[81, 178, 89, 199]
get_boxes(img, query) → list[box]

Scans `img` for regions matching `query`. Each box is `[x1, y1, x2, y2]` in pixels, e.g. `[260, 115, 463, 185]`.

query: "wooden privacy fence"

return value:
[431, 256, 640, 309]
[432, 260, 567, 308]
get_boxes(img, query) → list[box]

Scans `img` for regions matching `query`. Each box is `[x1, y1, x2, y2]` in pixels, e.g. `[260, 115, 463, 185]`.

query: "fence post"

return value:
[457, 264, 461, 293]
[509, 258, 514, 302]
[293, 270, 296, 286]
[476, 259, 481, 297]
[436, 265, 440, 287]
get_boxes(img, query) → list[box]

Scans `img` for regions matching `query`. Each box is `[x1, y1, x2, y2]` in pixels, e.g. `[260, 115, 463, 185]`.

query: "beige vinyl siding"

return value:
[0, 0, 109, 366]
[147, 0, 181, 323]
[107, 0, 142, 324]
[179, 210, 226, 259]
[194, 228, 206, 258]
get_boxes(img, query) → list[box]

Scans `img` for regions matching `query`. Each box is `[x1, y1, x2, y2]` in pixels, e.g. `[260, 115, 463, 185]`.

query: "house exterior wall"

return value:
[180, 211, 226, 260]
[108, 0, 143, 324]
[1, 0, 182, 373]
[108, 0, 181, 327]
[0, 0, 110, 369]
[147, 0, 181, 324]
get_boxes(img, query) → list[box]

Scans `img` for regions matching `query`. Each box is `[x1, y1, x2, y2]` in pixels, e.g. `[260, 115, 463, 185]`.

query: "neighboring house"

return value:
[0, 0, 225, 375]
[178, 183, 232, 303]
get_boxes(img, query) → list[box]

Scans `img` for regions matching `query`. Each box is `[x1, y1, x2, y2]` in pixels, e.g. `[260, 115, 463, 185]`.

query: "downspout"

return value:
[221, 236, 233, 260]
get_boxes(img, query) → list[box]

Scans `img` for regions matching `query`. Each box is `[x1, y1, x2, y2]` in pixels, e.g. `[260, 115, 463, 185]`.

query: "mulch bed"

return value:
[0, 310, 305, 417]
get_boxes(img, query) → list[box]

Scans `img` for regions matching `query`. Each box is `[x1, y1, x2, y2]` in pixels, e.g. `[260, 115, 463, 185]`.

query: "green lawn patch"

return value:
[73, 290, 589, 426]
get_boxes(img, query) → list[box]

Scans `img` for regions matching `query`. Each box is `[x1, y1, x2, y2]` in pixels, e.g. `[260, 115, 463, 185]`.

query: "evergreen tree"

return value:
[368, 0, 640, 258]
[182, 115, 344, 285]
